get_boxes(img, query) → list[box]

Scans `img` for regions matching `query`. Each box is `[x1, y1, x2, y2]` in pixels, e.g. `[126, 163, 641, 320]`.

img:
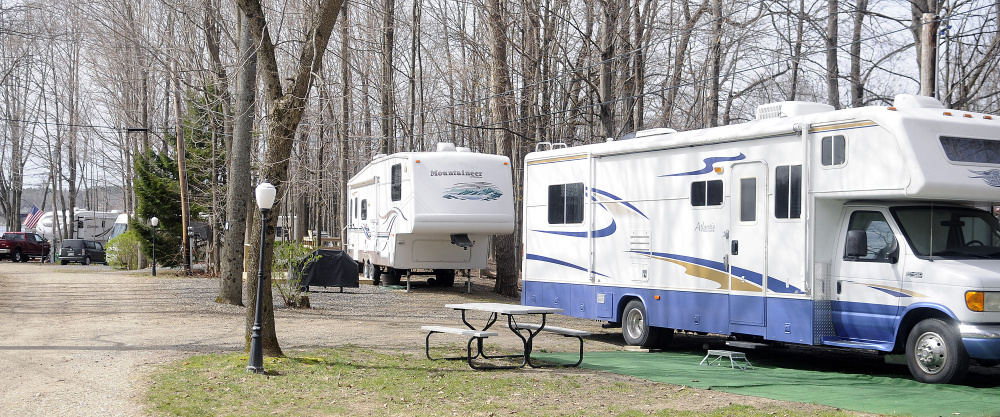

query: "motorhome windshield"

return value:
[892, 206, 1000, 259]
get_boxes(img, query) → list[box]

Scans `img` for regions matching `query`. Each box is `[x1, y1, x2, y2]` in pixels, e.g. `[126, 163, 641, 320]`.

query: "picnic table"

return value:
[423, 303, 589, 369]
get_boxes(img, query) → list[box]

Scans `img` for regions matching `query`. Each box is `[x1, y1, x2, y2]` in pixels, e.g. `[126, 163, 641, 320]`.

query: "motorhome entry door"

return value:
[729, 162, 767, 327]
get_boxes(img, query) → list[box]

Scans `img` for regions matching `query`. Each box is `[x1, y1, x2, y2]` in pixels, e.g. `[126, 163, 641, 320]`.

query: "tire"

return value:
[622, 299, 670, 349]
[434, 269, 456, 287]
[60, 260, 68, 266]
[383, 268, 402, 286]
[82, 256, 91, 266]
[13, 249, 24, 263]
[906, 318, 969, 384]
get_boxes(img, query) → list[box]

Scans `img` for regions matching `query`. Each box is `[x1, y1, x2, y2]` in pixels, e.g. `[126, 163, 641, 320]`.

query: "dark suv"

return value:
[59, 239, 107, 265]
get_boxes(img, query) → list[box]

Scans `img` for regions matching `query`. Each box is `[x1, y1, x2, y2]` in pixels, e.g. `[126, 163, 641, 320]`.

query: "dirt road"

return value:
[0, 263, 615, 416]
[2, 262, 884, 416]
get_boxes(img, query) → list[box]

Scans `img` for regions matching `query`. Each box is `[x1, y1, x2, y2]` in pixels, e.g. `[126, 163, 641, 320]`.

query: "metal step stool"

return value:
[699, 349, 753, 370]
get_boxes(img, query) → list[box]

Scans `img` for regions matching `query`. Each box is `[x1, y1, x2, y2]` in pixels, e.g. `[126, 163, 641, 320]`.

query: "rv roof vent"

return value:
[436, 142, 457, 152]
[892, 94, 944, 109]
[755, 101, 834, 120]
[456, 146, 472, 152]
[629, 128, 677, 140]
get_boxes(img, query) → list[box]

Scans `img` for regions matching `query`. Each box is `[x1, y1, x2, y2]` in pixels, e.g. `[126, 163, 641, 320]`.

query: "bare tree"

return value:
[235, 0, 346, 357]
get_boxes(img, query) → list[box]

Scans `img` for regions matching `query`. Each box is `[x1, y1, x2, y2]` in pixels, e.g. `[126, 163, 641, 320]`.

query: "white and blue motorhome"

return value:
[346, 143, 515, 287]
[522, 94, 1000, 383]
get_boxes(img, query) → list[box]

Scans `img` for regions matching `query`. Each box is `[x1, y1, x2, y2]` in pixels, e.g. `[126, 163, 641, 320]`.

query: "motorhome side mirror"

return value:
[887, 240, 900, 264]
[846, 230, 868, 258]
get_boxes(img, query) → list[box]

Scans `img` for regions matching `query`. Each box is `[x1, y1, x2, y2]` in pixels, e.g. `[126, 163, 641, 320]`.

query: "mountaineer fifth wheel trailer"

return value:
[522, 94, 1000, 383]
[346, 143, 514, 287]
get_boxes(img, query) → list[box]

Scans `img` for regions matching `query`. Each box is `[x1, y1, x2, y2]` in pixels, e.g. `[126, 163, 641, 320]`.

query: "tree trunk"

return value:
[219, 13, 256, 306]
[826, 0, 841, 109]
[236, 0, 346, 358]
[380, 0, 397, 154]
[850, 0, 867, 107]
[598, 0, 618, 138]
[786, 0, 804, 100]
[708, 0, 722, 127]
[339, 2, 351, 240]
[485, 0, 519, 298]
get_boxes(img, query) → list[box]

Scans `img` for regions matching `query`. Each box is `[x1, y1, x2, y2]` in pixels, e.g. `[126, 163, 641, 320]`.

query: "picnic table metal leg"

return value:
[426, 331, 473, 361]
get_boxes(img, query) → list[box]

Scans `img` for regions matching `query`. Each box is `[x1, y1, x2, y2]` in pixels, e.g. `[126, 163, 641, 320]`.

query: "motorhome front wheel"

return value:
[622, 299, 670, 349]
[905, 318, 969, 384]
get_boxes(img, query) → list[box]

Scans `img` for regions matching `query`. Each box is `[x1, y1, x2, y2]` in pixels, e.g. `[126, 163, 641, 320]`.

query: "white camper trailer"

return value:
[522, 94, 1000, 383]
[346, 143, 515, 287]
[35, 209, 122, 244]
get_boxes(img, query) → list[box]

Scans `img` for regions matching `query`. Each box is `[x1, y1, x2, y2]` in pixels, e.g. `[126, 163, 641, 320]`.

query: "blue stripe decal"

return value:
[730, 265, 763, 287]
[533, 218, 616, 238]
[659, 153, 746, 177]
[767, 276, 803, 294]
[525, 253, 608, 277]
[589, 187, 649, 219]
[868, 286, 913, 298]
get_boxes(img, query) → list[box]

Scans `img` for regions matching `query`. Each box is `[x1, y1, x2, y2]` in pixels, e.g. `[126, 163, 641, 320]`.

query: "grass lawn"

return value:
[148, 347, 859, 417]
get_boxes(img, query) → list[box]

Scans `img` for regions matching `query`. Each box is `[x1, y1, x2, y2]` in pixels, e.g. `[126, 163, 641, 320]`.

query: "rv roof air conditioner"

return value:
[892, 94, 945, 109]
[436, 142, 457, 152]
[756, 101, 834, 120]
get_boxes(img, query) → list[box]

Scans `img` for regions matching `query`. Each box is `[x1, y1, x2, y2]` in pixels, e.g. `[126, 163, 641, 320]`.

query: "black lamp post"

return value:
[247, 181, 276, 374]
[150, 217, 159, 277]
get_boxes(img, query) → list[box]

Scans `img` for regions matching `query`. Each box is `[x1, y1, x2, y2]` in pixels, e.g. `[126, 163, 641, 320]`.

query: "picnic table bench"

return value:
[422, 326, 502, 370]
[423, 303, 590, 370]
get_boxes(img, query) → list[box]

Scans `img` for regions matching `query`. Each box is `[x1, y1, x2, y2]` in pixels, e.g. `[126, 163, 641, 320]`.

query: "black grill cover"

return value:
[293, 249, 359, 288]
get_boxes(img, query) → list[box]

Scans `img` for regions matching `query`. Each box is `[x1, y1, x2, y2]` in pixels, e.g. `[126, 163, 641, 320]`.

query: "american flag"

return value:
[22, 205, 43, 229]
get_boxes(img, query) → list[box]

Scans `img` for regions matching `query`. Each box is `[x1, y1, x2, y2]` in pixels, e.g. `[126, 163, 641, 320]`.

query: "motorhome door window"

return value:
[775, 165, 802, 219]
[740, 178, 757, 222]
[844, 211, 896, 262]
[361, 199, 368, 220]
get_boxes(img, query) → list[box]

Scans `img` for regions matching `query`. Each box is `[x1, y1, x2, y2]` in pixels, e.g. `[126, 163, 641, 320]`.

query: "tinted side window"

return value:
[691, 180, 723, 207]
[361, 199, 368, 220]
[391, 163, 402, 202]
[775, 165, 802, 219]
[821, 135, 846, 166]
[548, 183, 585, 224]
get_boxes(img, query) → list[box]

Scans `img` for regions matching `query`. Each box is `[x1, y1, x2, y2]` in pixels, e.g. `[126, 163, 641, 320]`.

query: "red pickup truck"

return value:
[0, 232, 51, 262]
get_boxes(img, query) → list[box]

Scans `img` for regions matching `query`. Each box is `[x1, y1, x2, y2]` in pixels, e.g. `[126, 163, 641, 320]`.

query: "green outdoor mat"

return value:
[535, 350, 1000, 416]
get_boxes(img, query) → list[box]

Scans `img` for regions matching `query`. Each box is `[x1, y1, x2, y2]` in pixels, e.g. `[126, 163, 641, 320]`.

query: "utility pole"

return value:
[171, 62, 193, 275]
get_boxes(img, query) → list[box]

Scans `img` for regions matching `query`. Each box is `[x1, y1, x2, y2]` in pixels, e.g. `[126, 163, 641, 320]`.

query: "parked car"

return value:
[0, 232, 51, 262]
[59, 239, 107, 265]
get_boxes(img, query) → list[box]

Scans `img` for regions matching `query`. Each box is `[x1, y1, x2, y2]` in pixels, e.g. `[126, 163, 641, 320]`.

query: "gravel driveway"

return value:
[0, 262, 612, 416]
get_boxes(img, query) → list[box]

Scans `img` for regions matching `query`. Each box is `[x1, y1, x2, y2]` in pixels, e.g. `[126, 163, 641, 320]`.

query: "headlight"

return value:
[966, 291, 1000, 312]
